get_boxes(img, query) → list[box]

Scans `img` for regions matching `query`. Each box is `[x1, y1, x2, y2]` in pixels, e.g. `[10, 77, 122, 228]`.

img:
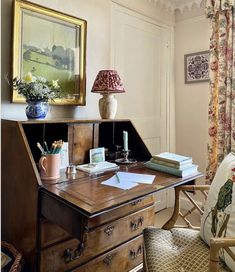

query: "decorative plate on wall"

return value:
[184, 51, 209, 84]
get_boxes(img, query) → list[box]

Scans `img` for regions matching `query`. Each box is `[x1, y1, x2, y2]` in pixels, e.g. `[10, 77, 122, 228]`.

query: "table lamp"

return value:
[91, 70, 125, 119]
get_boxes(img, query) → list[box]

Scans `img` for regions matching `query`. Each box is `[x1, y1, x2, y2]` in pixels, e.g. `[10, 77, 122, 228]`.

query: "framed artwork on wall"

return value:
[184, 51, 209, 84]
[12, 0, 87, 105]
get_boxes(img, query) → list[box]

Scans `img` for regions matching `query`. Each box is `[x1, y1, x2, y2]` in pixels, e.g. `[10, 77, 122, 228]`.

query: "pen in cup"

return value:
[37, 140, 63, 155]
[37, 143, 45, 154]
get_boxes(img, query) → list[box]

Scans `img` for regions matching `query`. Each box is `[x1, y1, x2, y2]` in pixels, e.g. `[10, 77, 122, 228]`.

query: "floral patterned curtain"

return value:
[206, 0, 235, 183]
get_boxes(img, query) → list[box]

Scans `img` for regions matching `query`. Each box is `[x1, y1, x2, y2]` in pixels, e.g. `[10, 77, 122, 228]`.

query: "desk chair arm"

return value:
[163, 185, 210, 230]
[209, 237, 235, 272]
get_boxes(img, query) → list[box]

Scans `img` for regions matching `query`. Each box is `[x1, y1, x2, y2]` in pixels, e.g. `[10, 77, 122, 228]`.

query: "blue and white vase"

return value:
[25, 101, 49, 119]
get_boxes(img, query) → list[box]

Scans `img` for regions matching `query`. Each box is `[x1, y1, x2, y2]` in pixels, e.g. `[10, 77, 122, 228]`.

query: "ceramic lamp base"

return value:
[99, 93, 117, 119]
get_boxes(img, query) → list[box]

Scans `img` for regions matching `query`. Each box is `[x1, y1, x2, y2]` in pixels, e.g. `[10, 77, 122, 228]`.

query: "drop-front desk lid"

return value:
[40, 163, 202, 217]
[40, 163, 202, 239]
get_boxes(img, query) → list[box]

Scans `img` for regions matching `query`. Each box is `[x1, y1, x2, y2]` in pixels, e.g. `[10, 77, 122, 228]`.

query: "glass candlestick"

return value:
[115, 150, 137, 164]
[122, 150, 130, 162]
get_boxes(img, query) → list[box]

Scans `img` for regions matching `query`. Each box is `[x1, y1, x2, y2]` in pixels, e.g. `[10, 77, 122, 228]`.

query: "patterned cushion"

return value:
[143, 227, 230, 272]
[200, 152, 235, 271]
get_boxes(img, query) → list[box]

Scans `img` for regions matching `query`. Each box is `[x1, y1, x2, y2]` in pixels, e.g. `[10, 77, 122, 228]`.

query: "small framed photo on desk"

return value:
[90, 147, 105, 163]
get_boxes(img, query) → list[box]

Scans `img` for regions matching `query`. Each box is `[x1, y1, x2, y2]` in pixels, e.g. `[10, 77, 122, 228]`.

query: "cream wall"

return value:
[1, 0, 210, 175]
[1, 0, 174, 120]
[1, 0, 111, 119]
[175, 7, 210, 177]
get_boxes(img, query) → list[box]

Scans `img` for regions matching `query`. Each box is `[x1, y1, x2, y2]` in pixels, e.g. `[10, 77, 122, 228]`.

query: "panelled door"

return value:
[111, 3, 170, 155]
[111, 3, 171, 211]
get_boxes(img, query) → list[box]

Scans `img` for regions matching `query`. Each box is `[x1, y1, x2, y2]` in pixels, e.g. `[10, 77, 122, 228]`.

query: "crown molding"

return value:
[175, 14, 206, 25]
[174, 0, 205, 11]
[147, 0, 204, 12]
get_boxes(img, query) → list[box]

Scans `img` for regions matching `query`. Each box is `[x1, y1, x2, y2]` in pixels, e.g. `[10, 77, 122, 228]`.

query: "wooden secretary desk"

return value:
[2, 119, 202, 272]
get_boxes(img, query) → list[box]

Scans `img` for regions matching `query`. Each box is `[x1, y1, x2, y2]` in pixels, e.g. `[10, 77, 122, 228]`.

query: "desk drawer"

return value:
[40, 195, 154, 248]
[88, 194, 154, 228]
[86, 205, 154, 254]
[40, 206, 154, 272]
[73, 235, 143, 272]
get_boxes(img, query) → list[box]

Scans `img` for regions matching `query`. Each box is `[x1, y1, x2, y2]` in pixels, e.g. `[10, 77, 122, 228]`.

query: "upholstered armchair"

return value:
[143, 153, 235, 272]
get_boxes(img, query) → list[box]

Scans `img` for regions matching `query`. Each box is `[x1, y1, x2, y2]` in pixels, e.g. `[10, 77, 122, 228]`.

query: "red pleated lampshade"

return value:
[91, 70, 125, 93]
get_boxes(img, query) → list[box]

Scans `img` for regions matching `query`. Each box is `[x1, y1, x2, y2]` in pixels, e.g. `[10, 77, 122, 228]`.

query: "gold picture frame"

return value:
[13, 0, 87, 105]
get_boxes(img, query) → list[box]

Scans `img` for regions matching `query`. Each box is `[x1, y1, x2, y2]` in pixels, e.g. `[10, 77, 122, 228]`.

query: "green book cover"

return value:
[145, 161, 198, 177]
[152, 152, 192, 165]
[150, 158, 193, 169]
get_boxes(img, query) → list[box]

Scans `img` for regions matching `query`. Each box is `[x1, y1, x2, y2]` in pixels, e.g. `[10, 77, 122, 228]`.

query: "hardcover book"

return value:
[152, 152, 192, 165]
[150, 158, 193, 169]
[145, 161, 198, 177]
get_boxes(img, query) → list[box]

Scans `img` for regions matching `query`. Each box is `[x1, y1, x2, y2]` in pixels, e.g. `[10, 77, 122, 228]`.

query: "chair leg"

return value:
[209, 237, 235, 272]
[209, 239, 221, 272]
[163, 187, 180, 230]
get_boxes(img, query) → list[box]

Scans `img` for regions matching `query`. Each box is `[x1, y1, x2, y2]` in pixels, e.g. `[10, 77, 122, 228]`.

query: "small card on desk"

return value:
[76, 147, 119, 174]
[89, 147, 105, 163]
[60, 142, 69, 169]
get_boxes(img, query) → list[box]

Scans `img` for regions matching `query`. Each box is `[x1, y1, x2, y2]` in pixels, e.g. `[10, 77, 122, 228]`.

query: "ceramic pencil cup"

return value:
[39, 154, 61, 180]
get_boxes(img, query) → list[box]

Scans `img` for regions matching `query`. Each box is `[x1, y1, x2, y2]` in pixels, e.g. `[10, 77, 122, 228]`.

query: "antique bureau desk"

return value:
[2, 119, 201, 272]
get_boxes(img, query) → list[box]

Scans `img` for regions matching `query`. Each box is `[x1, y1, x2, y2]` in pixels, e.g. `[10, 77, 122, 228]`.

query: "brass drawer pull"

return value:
[64, 243, 85, 263]
[129, 245, 142, 260]
[104, 225, 115, 236]
[130, 216, 144, 231]
[131, 199, 142, 206]
[103, 253, 117, 266]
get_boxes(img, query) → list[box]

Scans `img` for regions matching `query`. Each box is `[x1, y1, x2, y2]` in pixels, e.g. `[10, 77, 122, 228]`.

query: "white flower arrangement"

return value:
[12, 72, 63, 102]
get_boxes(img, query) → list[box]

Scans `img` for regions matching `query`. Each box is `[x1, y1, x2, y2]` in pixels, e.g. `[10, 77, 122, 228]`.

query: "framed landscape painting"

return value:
[184, 51, 209, 84]
[13, 0, 87, 105]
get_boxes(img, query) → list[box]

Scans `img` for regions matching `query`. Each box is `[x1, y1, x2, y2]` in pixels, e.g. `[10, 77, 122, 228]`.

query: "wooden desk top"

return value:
[42, 163, 202, 217]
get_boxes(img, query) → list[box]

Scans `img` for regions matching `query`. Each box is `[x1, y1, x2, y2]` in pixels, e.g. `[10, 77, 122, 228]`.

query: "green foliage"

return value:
[12, 73, 63, 102]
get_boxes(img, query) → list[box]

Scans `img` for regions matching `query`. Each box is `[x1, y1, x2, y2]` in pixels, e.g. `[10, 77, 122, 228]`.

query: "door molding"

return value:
[111, 2, 175, 153]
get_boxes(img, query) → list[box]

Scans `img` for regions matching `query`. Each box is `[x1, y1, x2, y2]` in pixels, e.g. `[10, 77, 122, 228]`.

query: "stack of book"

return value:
[145, 152, 199, 177]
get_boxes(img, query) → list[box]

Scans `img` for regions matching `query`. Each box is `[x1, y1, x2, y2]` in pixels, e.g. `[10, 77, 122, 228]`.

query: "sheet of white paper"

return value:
[102, 175, 138, 190]
[117, 171, 155, 184]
